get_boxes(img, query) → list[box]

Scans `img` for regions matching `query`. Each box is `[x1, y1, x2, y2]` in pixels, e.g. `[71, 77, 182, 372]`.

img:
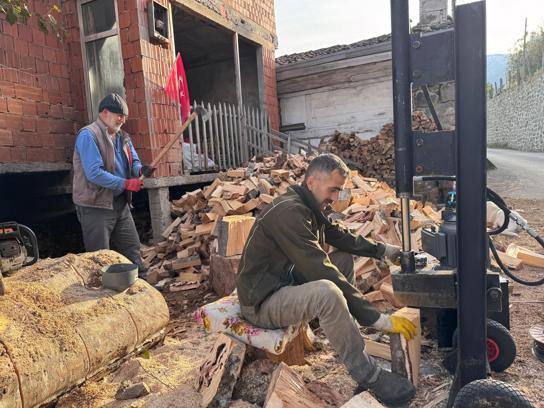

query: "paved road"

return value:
[487, 148, 544, 200]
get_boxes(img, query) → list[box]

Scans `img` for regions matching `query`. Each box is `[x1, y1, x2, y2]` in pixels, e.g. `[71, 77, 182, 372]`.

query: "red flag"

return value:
[165, 53, 190, 122]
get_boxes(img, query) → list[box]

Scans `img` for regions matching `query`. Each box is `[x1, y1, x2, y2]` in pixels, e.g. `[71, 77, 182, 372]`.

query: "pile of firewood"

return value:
[320, 111, 436, 185]
[140, 152, 443, 312]
[140, 153, 313, 291]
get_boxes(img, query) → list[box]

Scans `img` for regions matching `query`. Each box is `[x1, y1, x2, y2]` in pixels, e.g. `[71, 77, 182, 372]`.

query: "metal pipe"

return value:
[390, 0, 414, 196]
[391, 0, 415, 273]
[400, 196, 412, 250]
[422, 85, 444, 130]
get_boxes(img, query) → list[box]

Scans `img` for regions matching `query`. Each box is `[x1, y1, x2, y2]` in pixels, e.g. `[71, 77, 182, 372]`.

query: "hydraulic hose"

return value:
[412, 177, 544, 285]
[489, 238, 544, 286]
[486, 187, 544, 286]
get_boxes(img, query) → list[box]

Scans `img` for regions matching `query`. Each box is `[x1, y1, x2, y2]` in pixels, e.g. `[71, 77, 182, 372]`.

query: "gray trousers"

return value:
[75, 196, 145, 276]
[241, 251, 378, 385]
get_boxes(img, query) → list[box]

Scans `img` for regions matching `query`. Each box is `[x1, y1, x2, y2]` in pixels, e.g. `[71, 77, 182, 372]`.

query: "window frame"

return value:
[77, 0, 125, 122]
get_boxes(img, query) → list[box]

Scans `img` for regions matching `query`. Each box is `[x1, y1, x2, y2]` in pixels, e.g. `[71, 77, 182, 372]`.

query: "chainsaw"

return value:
[0, 222, 39, 295]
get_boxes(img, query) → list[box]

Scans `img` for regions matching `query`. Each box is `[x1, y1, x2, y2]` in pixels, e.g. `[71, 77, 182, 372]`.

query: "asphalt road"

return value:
[487, 148, 544, 200]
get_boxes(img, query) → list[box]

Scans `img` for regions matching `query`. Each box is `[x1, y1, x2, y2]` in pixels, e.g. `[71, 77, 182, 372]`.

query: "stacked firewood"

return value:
[141, 152, 442, 312]
[332, 173, 441, 312]
[320, 111, 436, 185]
[140, 153, 313, 291]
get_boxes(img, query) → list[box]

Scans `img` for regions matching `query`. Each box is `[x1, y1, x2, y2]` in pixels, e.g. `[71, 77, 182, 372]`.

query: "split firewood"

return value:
[341, 391, 385, 408]
[390, 307, 421, 386]
[319, 111, 436, 185]
[264, 363, 329, 408]
[216, 215, 255, 257]
[363, 338, 392, 361]
[506, 244, 544, 268]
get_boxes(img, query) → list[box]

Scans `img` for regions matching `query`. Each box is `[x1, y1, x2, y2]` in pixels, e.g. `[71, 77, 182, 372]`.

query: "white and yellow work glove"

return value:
[383, 244, 402, 266]
[372, 314, 417, 340]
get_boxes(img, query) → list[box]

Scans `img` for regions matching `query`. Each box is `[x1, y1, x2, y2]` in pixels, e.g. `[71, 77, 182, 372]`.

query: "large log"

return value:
[0, 250, 169, 408]
[265, 330, 306, 366]
[209, 254, 241, 297]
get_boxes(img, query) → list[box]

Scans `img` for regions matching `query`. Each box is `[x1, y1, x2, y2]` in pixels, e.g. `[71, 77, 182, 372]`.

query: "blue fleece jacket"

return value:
[75, 128, 142, 196]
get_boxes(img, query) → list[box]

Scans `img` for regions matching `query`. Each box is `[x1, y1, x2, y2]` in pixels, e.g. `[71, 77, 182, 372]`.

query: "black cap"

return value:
[98, 93, 129, 116]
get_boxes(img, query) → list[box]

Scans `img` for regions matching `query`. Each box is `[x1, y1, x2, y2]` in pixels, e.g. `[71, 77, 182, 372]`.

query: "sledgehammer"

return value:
[139, 105, 211, 180]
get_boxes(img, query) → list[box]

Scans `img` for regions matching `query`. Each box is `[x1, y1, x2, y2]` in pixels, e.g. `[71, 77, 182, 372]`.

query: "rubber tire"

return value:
[451, 319, 516, 372]
[453, 379, 534, 408]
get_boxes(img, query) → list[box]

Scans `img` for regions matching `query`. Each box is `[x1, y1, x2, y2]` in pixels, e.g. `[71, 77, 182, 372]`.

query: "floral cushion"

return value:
[194, 293, 302, 355]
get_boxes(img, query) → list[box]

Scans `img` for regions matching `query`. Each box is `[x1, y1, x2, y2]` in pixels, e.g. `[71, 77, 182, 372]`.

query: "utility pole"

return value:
[523, 17, 528, 78]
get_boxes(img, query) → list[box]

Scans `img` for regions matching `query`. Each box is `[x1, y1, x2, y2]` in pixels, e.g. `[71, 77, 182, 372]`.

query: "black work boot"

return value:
[356, 368, 416, 407]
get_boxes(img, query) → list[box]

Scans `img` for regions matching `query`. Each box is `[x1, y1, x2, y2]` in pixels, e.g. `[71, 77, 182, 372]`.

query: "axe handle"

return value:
[139, 111, 198, 180]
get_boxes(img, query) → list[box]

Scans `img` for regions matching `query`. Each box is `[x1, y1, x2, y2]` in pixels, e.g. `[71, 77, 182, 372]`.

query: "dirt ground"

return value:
[56, 197, 544, 406]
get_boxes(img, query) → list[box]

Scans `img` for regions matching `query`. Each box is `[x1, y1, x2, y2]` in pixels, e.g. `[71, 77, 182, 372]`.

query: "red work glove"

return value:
[124, 178, 144, 192]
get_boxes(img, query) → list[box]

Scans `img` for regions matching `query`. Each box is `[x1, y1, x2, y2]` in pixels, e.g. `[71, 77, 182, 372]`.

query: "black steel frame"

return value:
[389, 1, 488, 404]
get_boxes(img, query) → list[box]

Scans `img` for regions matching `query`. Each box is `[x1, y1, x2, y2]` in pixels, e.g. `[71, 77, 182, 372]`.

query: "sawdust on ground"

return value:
[53, 199, 544, 408]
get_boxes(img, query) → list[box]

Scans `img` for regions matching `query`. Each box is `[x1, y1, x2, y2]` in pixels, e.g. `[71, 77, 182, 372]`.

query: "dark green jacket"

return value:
[236, 184, 385, 326]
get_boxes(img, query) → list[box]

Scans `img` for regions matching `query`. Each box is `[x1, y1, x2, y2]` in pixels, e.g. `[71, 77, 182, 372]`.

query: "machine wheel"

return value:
[453, 379, 534, 408]
[451, 319, 516, 372]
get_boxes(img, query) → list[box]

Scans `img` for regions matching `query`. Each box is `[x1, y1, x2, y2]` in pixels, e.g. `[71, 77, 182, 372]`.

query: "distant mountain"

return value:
[487, 54, 508, 86]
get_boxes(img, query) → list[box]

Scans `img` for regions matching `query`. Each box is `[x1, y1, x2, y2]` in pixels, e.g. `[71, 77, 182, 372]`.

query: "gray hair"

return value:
[304, 153, 349, 181]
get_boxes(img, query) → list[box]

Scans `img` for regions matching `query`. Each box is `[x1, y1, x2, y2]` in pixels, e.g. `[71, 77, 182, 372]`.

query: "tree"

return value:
[508, 25, 544, 83]
[0, 1, 65, 39]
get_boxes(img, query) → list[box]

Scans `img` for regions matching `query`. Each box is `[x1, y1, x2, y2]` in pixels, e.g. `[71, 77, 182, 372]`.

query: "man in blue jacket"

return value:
[72, 93, 154, 277]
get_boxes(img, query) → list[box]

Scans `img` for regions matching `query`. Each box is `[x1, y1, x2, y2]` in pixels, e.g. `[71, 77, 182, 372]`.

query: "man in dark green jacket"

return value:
[237, 154, 416, 406]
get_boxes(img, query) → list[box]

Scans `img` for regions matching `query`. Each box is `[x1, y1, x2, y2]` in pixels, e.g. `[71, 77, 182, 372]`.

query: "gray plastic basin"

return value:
[101, 263, 138, 292]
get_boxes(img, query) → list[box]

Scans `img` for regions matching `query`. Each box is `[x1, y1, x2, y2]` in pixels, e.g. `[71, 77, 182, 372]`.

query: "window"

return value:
[78, 0, 125, 120]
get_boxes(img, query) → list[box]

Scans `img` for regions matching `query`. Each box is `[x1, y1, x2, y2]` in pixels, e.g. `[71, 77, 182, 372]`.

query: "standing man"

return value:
[72, 93, 155, 278]
[237, 154, 416, 406]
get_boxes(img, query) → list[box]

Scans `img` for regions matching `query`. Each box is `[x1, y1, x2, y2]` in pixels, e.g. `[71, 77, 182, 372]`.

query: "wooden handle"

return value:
[139, 111, 198, 180]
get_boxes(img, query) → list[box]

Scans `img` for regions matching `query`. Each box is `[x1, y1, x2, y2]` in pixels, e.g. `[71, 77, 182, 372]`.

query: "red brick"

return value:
[0, 98, 7, 113]
[32, 28, 46, 46]
[49, 104, 63, 119]
[36, 59, 49, 75]
[7, 98, 23, 115]
[50, 63, 62, 77]
[2, 21, 18, 37]
[43, 47, 56, 61]
[17, 24, 33, 42]
[10, 147, 26, 161]
[22, 117, 36, 132]
[1, 34, 14, 51]
[28, 42, 44, 59]
[15, 84, 42, 100]
[45, 34, 59, 48]
[22, 101, 37, 116]
[5, 114, 22, 130]
[119, 11, 131, 29]
[0, 147, 11, 162]
[27, 147, 53, 162]
[20, 56, 36, 72]
[37, 102, 49, 116]
[0, 129, 13, 146]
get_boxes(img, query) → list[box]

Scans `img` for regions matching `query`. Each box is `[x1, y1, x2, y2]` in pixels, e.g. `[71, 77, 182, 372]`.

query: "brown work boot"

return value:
[356, 368, 416, 407]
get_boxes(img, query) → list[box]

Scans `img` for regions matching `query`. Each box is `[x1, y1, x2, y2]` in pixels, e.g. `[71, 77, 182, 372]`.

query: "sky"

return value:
[275, 0, 544, 56]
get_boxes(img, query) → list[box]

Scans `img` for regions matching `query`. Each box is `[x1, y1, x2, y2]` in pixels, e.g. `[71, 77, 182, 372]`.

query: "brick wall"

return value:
[0, 0, 279, 177]
[0, 0, 85, 164]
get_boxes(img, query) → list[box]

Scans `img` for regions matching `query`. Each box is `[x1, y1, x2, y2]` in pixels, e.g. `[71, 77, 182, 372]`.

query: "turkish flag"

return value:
[165, 53, 190, 122]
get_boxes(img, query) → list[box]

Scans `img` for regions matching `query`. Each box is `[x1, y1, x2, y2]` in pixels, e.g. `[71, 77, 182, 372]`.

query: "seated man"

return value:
[236, 154, 416, 406]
